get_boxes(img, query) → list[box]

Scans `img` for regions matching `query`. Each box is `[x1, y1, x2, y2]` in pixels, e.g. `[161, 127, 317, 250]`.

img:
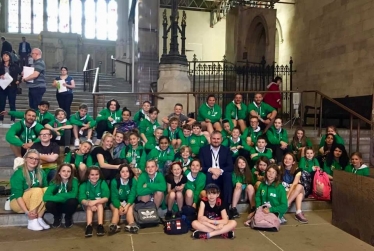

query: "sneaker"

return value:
[124, 223, 139, 233]
[165, 210, 173, 220]
[231, 207, 240, 218]
[64, 147, 71, 155]
[192, 230, 208, 239]
[0, 121, 3, 126]
[87, 139, 93, 144]
[85, 225, 93, 237]
[27, 219, 43, 231]
[97, 224, 105, 236]
[174, 211, 182, 218]
[10, 121, 15, 125]
[74, 139, 80, 147]
[295, 212, 308, 224]
[109, 224, 120, 234]
[52, 217, 62, 228]
[221, 231, 235, 239]
[64, 217, 73, 228]
[280, 216, 287, 224]
[37, 218, 51, 229]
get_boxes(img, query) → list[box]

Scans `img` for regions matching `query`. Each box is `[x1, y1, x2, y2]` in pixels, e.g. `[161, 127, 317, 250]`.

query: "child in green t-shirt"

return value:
[163, 117, 182, 152]
[184, 159, 206, 208]
[64, 141, 93, 181]
[45, 108, 73, 154]
[188, 122, 208, 158]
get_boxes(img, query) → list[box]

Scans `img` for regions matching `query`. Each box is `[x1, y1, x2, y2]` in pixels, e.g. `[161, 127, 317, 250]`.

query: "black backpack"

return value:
[133, 201, 161, 228]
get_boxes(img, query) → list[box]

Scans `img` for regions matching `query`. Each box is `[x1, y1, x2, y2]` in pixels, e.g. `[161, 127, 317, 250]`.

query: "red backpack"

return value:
[312, 169, 331, 200]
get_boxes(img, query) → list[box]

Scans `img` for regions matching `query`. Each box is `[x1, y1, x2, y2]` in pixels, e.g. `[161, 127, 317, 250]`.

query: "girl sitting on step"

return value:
[43, 163, 79, 228]
[289, 128, 312, 161]
[323, 144, 349, 180]
[318, 125, 345, 149]
[9, 149, 50, 231]
[345, 152, 369, 177]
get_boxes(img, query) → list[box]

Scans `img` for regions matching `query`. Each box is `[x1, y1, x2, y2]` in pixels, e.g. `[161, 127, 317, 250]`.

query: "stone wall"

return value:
[276, 0, 374, 97]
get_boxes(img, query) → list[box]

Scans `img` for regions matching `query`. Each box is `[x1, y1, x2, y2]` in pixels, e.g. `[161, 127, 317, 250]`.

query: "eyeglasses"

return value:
[27, 157, 40, 161]
[39, 133, 51, 136]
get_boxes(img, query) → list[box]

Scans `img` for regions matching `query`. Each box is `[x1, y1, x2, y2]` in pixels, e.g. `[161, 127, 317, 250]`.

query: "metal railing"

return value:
[110, 55, 132, 82]
[83, 54, 100, 93]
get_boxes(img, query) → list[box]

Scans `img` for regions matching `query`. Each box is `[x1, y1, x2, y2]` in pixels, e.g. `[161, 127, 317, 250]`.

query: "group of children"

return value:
[6, 95, 370, 239]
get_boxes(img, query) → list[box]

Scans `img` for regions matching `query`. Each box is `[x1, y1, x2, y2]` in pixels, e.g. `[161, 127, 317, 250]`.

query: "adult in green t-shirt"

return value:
[197, 95, 222, 134]
[225, 93, 248, 133]
[95, 99, 122, 143]
[248, 93, 277, 130]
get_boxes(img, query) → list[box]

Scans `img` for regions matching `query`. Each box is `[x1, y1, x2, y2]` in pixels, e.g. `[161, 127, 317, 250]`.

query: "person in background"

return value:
[0, 51, 21, 125]
[225, 93, 248, 133]
[95, 99, 122, 144]
[22, 48, 46, 110]
[248, 93, 277, 130]
[162, 103, 195, 127]
[263, 76, 282, 111]
[1, 36, 13, 56]
[52, 67, 75, 119]
[18, 36, 31, 67]
[197, 95, 223, 134]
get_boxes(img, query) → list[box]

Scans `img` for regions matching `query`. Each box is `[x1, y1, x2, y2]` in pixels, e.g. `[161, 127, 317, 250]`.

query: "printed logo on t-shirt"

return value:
[32, 135, 36, 139]
[119, 188, 123, 195]
[261, 189, 265, 196]
[270, 193, 277, 198]
[190, 139, 196, 144]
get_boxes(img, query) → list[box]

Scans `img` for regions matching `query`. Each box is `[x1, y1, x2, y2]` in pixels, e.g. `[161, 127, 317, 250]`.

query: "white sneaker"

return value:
[0, 121, 3, 126]
[37, 218, 51, 229]
[27, 219, 43, 231]
[74, 138, 80, 147]
[86, 139, 93, 144]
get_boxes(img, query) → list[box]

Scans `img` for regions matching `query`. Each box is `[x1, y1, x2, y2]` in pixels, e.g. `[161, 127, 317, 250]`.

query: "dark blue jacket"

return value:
[199, 144, 234, 173]
[18, 42, 31, 55]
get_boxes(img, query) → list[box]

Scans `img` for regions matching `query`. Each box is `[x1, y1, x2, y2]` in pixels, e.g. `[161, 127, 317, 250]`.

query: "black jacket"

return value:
[1, 41, 13, 56]
[0, 63, 21, 88]
[18, 42, 31, 55]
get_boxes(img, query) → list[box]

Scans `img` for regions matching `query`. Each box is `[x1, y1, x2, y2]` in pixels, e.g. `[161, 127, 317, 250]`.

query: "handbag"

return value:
[250, 205, 280, 232]
[163, 217, 189, 235]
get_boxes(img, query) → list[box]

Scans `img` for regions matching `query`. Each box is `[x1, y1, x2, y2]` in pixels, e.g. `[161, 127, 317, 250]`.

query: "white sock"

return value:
[296, 210, 302, 214]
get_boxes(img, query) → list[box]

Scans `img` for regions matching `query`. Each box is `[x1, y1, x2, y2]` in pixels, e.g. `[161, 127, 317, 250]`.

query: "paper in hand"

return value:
[0, 73, 13, 90]
[56, 80, 67, 93]
[23, 66, 34, 83]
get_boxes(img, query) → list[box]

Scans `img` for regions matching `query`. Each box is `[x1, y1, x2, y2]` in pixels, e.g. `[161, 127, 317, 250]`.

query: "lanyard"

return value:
[158, 150, 167, 159]
[210, 149, 219, 167]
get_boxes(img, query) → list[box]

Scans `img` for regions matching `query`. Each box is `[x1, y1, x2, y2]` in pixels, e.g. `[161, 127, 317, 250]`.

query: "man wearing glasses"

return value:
[6, 109, 44, 157]
[31, 128, 60, 182]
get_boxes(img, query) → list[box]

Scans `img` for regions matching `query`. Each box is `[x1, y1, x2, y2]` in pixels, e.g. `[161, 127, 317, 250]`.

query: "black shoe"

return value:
[85, 225, 93, 237]
[231, 207, 240, 218]
[64, 217, 73, 228]
[175, 211, 182, 218]
[192, 230, 208, 239]
[165, 210, 173, 220]
[52, 217, 61, 228]
[222, 231, 235, 239]
[97, 224, 105, 236]
[109, 224, 120, 235]
[64, 147, 70, 155]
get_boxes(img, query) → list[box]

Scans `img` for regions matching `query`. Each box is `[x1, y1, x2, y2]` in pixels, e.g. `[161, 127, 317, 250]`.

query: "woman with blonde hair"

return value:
[9, 149, 49, 231]
[90, 132, 121, 180]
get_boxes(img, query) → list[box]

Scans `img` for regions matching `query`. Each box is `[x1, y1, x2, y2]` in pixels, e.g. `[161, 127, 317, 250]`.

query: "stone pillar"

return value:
[0, 0, 7, 33]
[156, 64, 195, 123]
[115, 0, 129, 60]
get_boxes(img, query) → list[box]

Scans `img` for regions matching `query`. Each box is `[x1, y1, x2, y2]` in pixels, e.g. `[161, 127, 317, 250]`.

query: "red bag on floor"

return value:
[312, 169, 331, 200]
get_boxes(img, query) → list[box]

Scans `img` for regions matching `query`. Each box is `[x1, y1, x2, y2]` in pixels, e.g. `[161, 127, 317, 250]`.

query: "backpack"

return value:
[163, 217, 189, 235]
[133, 201, 161, 228]
[250, 205, 280, 232]
[181, 205, 197, 230]
[312, 169, 331, 200]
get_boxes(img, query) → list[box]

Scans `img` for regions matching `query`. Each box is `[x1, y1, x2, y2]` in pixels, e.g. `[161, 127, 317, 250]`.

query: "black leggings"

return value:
[268, 143, 288, 164]
[45, 198, 79, 219]
[96, 120, 114, 139]
[52, 129, 72, 147]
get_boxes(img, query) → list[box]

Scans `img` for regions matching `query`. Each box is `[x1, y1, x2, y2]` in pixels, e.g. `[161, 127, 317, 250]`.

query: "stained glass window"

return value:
[33, 0, 43, 34]
[107, 0, 118, 41]
[71, 0, 82, 34]
[8, 0, 19, 33]
[84, 0, 96, 39]
[47, 0, 58, 32]
[96, 0, 107, 40]
[20, 0, 32, 33]
[59, 0, 70, 33]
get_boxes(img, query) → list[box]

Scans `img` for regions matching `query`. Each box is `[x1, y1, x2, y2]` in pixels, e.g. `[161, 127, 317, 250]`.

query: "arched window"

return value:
[7, 0, 118, 40]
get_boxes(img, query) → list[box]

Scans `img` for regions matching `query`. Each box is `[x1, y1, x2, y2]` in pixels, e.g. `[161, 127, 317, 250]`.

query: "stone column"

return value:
[0, 0, 7, 33]
[115, 0, 129, 60]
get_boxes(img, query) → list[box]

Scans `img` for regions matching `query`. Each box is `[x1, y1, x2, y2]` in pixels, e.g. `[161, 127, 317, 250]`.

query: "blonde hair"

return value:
[22, 149, 44, 188]
[99, 132, 114, 148]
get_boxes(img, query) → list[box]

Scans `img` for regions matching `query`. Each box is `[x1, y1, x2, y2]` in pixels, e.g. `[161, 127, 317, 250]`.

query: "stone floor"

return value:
[0, 210, 373, 251]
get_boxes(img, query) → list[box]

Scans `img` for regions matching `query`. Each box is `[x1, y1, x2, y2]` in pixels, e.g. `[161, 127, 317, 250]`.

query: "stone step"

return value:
[0, 198, 330, 227]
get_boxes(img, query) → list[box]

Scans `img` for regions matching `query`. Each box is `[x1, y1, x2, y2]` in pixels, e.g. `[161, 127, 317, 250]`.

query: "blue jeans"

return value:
[28, 87, 46, 110]
[0, 86, 17, 121]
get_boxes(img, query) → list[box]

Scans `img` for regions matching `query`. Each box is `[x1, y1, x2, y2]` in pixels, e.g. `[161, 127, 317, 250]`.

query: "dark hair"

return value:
[326, 144, 349, 168]
[265, 164, 281, 186]
[106, 99, 120, 111]
[273, 76, 282, 83]
[149, 106, 159, 114]
[122, 107, 132, 116]
[304, 146, 315, 155]
[256, 135, 267, 143]
[255, 156, 270, 172]
[175, 103, 183, 108]
[79, 103, 88, 110]
[351, 151, 363, 160]
[60, 66, 68, 71]
[158, 136, 170, 144]
[39, 128, 52, 135]
[25, 108, 37, 116]
[206, 95, 216, 102]
[116, 164, 134, 180]
[222, 119, 230, 125]
[167, 162, 183, 180]
[182, 124, 192, 131]
[143, 101, 151, 105]
[85, 166, 105, 181]
[39, 101, 50, 108]
[291, 128, 307, 151]
[323, 133, 336, 153]
[169, 117, 180, 124]
[234, 156, 252, 184]
[1, 51, 13, 65]
[325, 125, 338, 135]
[54, 108, 67, 117]
[249, 116, 259, 122]
[192, 121, 202, 129]
[51, 163, 75, 192]
[274, 117, 283, 123]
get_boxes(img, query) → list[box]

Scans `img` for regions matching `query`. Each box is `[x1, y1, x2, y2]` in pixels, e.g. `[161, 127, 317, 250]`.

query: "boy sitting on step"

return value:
[69, 104, 95, 147]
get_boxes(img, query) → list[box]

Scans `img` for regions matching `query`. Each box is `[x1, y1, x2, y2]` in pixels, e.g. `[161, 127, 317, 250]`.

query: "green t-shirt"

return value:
[247, 101, 275, 120]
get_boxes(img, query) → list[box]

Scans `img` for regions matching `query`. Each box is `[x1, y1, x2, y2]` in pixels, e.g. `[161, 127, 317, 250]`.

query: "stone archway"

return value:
[245, 15, 269, 63]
